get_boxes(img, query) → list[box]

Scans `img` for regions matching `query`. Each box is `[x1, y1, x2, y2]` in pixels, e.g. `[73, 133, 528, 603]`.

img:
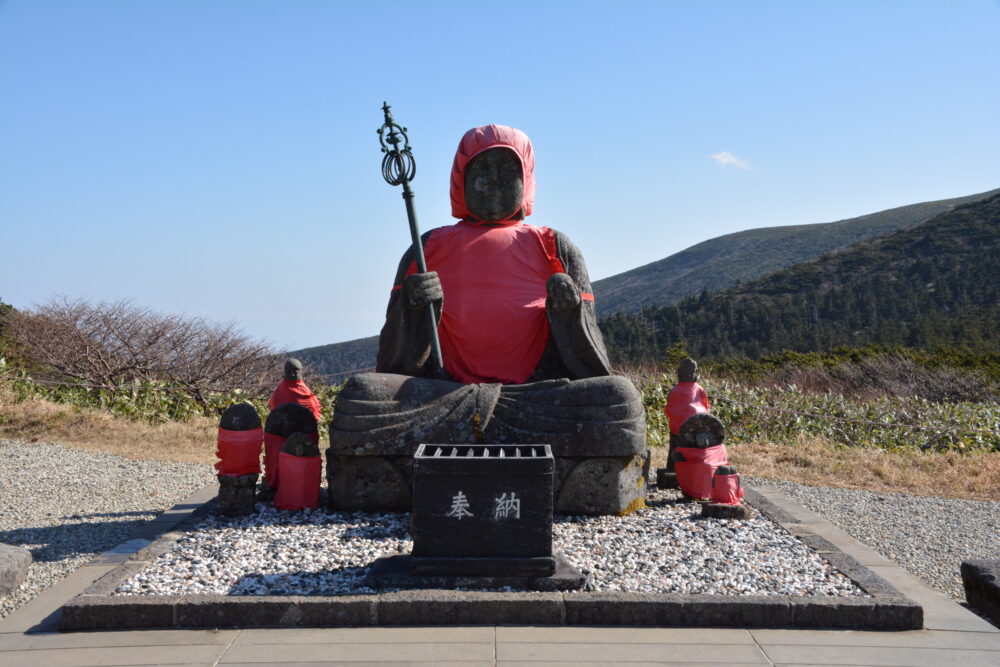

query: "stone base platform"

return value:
[656, 468, 678, 489]
[367, 553, 586, 592]
[702, 502, 753, 520]
[327, 453, 649, 516]
[58, 485, 923, 632]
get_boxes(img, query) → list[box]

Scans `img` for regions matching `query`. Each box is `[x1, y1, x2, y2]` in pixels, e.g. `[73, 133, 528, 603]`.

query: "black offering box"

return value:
[410, 444, 554, 577]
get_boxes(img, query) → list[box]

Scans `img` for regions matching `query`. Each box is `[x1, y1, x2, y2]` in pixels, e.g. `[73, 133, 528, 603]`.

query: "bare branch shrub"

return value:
[10, 296, 277, 404]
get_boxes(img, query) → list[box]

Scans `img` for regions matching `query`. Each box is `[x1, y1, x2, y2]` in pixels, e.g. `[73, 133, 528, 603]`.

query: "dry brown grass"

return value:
[651, 434, 1000, 501]
[0, 398, 217, 465]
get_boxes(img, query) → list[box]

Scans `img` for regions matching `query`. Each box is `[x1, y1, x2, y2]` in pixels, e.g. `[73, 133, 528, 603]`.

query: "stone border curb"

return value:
[961, 559, 1000, 624]
[59, 485, 923, 631]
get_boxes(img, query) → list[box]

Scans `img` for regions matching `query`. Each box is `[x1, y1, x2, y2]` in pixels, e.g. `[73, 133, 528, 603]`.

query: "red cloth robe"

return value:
[269, 380, 321, 422]
[664, 382, 711, 435]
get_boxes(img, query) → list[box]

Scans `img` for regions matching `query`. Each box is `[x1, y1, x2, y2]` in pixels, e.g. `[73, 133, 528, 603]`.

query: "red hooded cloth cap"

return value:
[450, 124, 536, 222]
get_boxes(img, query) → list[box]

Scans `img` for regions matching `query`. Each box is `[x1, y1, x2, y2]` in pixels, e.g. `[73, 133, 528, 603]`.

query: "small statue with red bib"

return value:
[269, 358, 321, 422]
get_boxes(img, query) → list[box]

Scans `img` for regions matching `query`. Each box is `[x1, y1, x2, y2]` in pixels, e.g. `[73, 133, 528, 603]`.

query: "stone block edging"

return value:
[58, 485, 923, 631]
[961, 559, 1000, 624]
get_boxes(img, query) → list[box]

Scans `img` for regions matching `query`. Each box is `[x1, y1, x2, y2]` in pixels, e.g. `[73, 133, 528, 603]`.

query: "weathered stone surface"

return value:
[256, 476, 276, 502]
[219, 402, 261, 431]
[295, 596, 378, 627]
[283, 358, 303, 382]
[0, 542, 32, 595]
[377, 590, 564, 626]
[367, 553, 585, 592]
[327, 455, 411, 512]
[563, 592, 793, 627]
[962, 559, 1000, 623]
[282, 432, 320, 457]
[265, 402, 317, 438]
[677, 412, 726, 446]
[329, 374, 644, 458]
[175, 596, 299, 628]
[486, 377, 646, 457]
[61, 595, 177, 631]
[701, 502, 753, 520]
[216, 473, 258, 517]
[789, 595, 922, 629]
[464, 147, 524, 222]
[556, 455, 647, 515]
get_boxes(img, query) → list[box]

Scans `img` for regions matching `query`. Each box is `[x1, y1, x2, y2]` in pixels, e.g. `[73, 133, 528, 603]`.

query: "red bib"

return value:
[664, 382, 711, 435]
[269, 380, 322, 422]
[404, 222, 564, 384]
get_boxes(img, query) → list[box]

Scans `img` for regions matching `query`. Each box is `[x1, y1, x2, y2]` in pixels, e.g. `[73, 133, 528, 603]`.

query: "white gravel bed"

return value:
[746, 477, 1000, 601]
[115, 488, 863, 597]
[0, 439, 214, 619]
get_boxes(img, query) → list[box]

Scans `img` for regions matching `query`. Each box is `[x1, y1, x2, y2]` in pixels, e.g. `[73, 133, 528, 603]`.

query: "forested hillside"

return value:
[592, 188, 999, 316]
[291, 335, 378, 378]
[600, 193, 1000, 364]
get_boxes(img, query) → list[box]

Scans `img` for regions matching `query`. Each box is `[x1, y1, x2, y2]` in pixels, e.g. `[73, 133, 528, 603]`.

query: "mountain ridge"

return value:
[592, 188, 1000, 316]
[600, 192, 1000, 362]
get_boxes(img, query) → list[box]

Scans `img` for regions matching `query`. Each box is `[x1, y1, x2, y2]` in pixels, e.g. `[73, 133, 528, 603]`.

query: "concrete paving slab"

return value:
[497, 641, 770, 663]
[752, 628, 1000, 649]
[223, 663, 494, 667]
[219, 640, 495, 663]
[761, 643, 1000, 666]
[496, 626, 756, 644]
[0, 563, 117, 633]
[0, 628, 237, 650]
[867, 565, 999, 632]
[0, 644, 229, 667]
[235, 626, 495, 644]
[496, 664, 763, 667]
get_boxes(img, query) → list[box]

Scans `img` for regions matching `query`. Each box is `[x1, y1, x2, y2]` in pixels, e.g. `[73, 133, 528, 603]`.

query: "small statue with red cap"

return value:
[663, 358, 711, 475]
[327, 124, 647, 515]
[270, 358, 321, 423]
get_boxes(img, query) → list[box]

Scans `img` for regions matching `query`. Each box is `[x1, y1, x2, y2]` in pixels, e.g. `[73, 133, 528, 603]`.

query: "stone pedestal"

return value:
[0, 543, 32, 595]
[217, 473, 258, 517]
[326, 373, 648, 516]
[327, 452, 648, 516]
[367, 553, 586, 592]
[656, 468, 678, 490]
[701, 502, 753, 520]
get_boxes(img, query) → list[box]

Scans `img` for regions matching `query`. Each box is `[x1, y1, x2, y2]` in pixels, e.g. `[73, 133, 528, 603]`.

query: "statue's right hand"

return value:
[403, 272, 443, 309]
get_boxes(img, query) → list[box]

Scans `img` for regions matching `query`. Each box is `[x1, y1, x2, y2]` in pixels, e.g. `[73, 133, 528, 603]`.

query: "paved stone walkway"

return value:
[1, 485, 997, 666]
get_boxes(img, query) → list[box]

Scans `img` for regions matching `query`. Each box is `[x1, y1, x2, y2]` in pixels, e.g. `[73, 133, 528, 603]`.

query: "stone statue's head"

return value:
[450, 124, 536, 224]
[283, 358, 303, 382]
[464, 148, 524, 222]
[678, 357, 698, 383]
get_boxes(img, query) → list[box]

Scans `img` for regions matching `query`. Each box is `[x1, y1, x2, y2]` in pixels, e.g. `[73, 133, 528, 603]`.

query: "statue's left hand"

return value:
[547, 272, 581, 316]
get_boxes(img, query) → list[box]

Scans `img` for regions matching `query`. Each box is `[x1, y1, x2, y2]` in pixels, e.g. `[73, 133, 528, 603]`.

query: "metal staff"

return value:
[377, 102, 445, 375]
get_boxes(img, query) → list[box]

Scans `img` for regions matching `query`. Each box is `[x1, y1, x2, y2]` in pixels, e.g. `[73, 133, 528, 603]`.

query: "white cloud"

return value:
[710, 151, 751, 170]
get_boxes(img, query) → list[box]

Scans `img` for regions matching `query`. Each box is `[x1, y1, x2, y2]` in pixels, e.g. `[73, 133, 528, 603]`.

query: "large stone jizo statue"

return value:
[328, 124, 647, 515]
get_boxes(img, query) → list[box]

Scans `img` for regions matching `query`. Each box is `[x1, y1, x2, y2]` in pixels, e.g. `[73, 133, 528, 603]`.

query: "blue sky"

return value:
[2, 0, 998, 351]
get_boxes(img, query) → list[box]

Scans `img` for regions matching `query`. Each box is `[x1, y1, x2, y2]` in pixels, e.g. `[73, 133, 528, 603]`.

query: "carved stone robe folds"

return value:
[327, 124, 647, 515]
